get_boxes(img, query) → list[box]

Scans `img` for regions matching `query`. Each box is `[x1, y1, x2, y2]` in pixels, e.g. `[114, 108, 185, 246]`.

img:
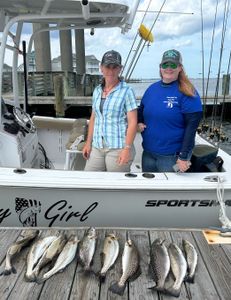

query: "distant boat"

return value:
[0, 0, 230, 229]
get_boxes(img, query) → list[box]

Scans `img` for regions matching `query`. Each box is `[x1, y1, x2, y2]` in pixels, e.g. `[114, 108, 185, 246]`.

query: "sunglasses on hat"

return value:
[161, 62, 178, 69]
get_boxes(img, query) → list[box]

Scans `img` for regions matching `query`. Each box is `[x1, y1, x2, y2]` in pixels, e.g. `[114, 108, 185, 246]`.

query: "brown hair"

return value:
[178, 66, 195, 97]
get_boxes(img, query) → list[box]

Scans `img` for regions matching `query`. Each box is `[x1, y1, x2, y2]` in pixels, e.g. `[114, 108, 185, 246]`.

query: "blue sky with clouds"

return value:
[83, 0, 231, 79]
[2, 0, 231, 79]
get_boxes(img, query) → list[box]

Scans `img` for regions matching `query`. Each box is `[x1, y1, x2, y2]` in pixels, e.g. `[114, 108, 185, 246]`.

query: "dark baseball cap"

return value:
[101, 50, 122, 66]
[161, 49, 182, 65]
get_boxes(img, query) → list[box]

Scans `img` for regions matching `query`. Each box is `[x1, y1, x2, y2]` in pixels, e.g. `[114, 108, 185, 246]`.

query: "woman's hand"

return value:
[176, 159, 191, 173]
[117, 148, 131, 165]
[82, 142, 91, 160]
[137, 122, 146, 132]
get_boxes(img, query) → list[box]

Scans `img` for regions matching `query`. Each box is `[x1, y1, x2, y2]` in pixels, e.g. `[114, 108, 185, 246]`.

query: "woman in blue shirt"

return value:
[138, 49, 202, 173]
[83, 50, 137, 172]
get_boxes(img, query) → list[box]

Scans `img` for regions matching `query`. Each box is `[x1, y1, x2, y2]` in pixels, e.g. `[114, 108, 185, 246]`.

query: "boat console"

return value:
[0, 103, 39, 168]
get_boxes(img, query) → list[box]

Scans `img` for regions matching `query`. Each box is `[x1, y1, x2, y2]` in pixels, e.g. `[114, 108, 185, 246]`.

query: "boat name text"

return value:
[0, 200, 99, 226]
[145, 199, 231, 207]
[45, 200, 98, 227]
[0, 208, 11, 223]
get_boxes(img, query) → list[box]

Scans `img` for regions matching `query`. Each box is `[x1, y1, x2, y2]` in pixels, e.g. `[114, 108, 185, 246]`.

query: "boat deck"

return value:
[0, 227, 230, 300]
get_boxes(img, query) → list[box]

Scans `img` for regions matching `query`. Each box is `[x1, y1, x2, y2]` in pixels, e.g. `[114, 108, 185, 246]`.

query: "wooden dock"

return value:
[0, 227, 230, 300]
[4, 95, 231, 106]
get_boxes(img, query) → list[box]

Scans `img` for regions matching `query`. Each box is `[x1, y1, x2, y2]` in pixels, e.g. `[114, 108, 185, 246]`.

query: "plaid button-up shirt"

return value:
[92, 80, 137, 149]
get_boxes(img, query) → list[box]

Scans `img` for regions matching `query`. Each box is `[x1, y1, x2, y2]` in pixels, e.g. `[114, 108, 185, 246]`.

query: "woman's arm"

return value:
[179, 111, 203, 160]
[82, 112, 95, 159]
[176, 111, 202, 172]
[118, 109, 137, 165]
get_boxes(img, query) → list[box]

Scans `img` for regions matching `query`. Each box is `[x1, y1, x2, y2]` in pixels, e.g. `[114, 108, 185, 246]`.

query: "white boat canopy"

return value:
[0, 0, 139, 29]
[0, 0, 140, 115]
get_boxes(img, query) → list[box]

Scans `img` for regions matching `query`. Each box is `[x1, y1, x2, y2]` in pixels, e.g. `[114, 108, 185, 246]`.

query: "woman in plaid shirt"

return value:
[82, 50, 137, 172]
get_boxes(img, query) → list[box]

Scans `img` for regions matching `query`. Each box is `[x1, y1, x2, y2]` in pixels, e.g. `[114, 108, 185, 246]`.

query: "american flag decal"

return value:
[15, 197, 41, 227]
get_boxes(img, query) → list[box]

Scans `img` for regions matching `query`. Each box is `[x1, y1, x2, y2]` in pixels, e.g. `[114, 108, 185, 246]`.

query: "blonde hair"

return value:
[178, 67, 195, 97]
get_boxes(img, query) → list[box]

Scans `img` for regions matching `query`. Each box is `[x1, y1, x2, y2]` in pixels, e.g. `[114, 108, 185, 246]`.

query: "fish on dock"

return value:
[0, 229, 39, 276]
[166, 243, 187, 298]
[98, 233, 119, 282]
[36, 235, 79, 283]
[109, 239, 141, 296]
[32, 234, 67, 278]
[25, 235, 58, 282]
[77, 227, 97, 274]
[148, 238, 170, 292]
[182, 239, 198, 283]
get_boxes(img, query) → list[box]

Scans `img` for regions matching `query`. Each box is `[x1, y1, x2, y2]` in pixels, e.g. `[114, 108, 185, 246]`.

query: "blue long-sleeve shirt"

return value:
[138, 80, 202, 160]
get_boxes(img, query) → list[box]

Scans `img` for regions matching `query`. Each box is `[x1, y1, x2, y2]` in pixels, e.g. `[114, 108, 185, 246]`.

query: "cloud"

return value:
[1, 0, 230, 78]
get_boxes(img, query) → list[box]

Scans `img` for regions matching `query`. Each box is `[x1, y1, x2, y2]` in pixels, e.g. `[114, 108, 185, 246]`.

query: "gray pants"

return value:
[84, 146, 135, 172]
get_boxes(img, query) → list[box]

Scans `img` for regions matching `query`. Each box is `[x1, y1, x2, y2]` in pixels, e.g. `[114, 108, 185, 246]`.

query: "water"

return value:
[129, 78, 225, 98]
[130, 79, 231, 155]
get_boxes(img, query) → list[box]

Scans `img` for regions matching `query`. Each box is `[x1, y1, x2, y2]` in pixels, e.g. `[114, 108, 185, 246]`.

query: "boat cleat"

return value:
[203, 175, 225, 182]
[209, 226, 231, 237]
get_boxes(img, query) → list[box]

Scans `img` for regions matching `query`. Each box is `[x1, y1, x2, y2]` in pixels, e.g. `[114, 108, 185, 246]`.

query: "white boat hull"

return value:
[0, 167, 230, 228]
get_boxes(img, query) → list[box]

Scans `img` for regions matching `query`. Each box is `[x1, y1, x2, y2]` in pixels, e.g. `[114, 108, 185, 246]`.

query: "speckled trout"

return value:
[99, 233, 119, 281]
[166, 243, 187, 297]
[0, 230, 39, 276]
[37, 235, 79, 283]
[182, 239, 198, 283]
[109, 239, 141, 295]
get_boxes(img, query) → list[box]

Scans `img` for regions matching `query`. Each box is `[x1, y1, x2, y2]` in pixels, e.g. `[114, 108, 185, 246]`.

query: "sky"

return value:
[2, 0, 231, 79]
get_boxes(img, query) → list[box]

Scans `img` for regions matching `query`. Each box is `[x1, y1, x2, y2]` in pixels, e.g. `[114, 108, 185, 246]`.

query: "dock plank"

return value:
[69, 228, 101, 300]
[0, 229, 21, 262]
[193, 231, 231, 300]
[220, 243, 231, 264]
[128, 229, 157, 300]
[171, 230, 219, 300]
[0, 228, 230, 300]
[0, 229, 36, 299]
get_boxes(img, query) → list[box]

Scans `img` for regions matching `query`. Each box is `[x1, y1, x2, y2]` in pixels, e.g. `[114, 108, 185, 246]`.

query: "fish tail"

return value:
[84, 269, 92, 276]
[35, 277, 46, 284]
[109, 282, 126, 296]
[81, 266, 95, 276]
[149, 285, 165, 292]
[165, 286, 181, 298]
[98, 272, 106, 283]
[1, 266, 17, 276]
[185, 274, 195, 283]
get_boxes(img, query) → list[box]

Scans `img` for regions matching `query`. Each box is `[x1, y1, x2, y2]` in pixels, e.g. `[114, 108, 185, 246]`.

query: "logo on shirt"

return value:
[164, 96, 178, 108]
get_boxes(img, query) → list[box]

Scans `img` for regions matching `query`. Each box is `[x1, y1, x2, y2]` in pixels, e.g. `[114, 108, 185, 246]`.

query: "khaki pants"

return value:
[84, 146, 135, 172]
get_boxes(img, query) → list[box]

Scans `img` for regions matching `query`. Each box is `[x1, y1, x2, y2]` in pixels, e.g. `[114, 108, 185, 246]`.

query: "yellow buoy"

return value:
[138, 24, 154, 43]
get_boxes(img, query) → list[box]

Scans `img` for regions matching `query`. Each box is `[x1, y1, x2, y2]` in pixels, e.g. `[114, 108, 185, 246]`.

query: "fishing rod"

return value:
[121, 3, 194, 78]
[210, 0, 229, 131]
[124, 0, 167, 81]
[200, 0, 205, 103]
[121, 0, 152, 76]
[203, 0, 219, 123]
[218, 49, 231, 144]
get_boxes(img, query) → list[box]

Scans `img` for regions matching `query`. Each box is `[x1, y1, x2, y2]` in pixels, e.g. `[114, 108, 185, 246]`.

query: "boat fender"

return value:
[138, 24, 154, 43]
